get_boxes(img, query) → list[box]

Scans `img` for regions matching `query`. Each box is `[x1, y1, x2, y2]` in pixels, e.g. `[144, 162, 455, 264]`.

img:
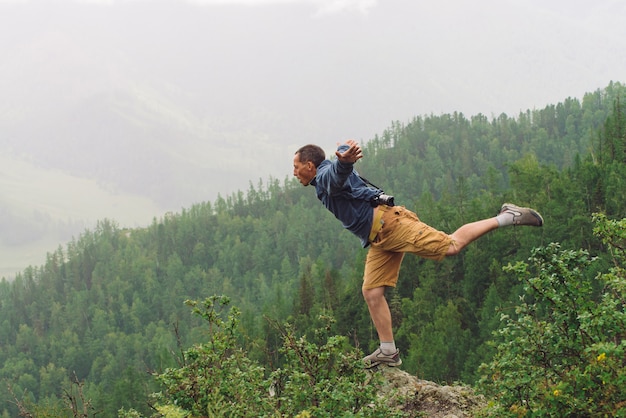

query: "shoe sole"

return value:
[501, 203, 544, 227]
[364, 358, 403, 369]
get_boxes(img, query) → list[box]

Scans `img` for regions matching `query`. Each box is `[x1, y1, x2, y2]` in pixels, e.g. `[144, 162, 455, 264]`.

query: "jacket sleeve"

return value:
[326, 144, 354, 194]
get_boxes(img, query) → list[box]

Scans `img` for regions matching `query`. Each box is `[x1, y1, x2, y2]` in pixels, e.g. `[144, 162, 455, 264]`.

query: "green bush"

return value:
[478, 214, 626, 417]
[151, 295, 404, 418]
[153, 295, 272, 417]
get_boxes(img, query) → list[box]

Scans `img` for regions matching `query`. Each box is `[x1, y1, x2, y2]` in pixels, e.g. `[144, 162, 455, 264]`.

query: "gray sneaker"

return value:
[500, 203, 544, 227]
[362, 347, 402, 368]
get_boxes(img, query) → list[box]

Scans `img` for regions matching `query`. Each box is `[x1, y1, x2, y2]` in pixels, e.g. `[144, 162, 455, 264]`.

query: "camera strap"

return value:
[358, 175, 385, 194]
[359, 174, 395, 207]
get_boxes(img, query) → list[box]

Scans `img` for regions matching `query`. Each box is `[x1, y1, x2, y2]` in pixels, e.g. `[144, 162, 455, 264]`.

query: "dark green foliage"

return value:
[1, 83, 626, 414]
[478, 215, 626, 417]
[153, 296, 403, 417]
[155, 295, 272, 417]
[268, 316, 403, 417]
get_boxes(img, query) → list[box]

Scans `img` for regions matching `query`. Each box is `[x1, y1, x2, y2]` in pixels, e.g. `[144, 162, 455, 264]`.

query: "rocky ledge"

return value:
[369, 366, 487, 417]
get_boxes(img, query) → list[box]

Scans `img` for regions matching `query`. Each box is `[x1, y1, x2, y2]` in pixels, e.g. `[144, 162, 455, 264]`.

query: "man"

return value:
[293, 139, 543, 368]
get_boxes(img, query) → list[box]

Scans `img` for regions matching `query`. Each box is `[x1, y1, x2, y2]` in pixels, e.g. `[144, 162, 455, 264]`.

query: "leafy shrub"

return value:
[478, 214, 626, 417]
[151, 295, 404, 417]
[268, 314, 404, 417]
[154, 295, 271, 417]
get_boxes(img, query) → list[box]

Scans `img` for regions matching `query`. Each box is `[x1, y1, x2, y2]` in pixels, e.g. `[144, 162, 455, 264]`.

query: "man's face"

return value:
[293, 153, 316, 186]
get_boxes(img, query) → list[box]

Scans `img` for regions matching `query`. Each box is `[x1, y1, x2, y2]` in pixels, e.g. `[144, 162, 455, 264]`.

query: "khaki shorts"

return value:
[363, 206, 453, 290]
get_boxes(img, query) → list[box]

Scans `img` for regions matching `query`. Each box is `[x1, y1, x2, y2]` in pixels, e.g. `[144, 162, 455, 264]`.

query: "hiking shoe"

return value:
[362, 348, 402, 368]
[500, 203, 544, 227]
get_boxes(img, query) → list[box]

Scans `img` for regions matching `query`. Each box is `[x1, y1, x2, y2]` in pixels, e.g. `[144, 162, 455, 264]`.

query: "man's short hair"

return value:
[296, 144, 325, 168]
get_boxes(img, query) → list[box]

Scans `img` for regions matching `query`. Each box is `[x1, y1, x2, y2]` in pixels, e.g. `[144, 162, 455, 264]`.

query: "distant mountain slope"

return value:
[0, 152, 162, 278]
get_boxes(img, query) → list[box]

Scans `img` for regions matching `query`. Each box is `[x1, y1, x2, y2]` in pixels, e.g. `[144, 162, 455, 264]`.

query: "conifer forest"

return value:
[1, 82, 626, 416]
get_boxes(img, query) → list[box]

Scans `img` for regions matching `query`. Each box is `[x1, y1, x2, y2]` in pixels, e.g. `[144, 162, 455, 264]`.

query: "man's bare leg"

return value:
[447, 218, 499, 256]
[447, 203, 544, 256]
[362, 286, 402, 367]
[362, 286, 393, 342]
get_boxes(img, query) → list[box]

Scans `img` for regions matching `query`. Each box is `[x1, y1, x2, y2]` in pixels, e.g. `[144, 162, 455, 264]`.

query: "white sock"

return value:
[496, 213, 513, 227]
[380, 341, 396, 354]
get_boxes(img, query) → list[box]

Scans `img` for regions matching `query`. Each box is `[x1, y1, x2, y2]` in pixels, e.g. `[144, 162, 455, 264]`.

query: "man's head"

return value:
[293, 144, 325, 186]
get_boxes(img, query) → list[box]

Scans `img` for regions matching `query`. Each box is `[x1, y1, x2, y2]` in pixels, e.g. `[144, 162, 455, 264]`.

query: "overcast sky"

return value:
[2, 0, 624, 138]
[1, 0, 625, 276]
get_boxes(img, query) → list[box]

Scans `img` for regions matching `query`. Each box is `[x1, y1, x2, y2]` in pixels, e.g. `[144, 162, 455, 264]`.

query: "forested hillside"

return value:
[1, 82, 625, 417]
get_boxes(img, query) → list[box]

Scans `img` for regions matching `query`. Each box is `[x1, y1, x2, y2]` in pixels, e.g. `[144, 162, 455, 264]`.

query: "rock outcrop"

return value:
[370, 366, 487, 417]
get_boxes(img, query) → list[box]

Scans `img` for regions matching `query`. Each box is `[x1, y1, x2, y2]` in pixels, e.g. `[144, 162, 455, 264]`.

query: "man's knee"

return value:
[445, 239, 461, 256]
[362, 286, 385, 305]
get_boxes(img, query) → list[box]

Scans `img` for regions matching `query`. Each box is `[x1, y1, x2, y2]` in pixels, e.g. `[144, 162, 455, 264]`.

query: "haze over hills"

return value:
[1, 0, 625, 278]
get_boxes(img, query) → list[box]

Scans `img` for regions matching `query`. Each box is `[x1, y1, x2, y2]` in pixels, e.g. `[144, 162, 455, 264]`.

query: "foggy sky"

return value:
[1, 0, 625, 277]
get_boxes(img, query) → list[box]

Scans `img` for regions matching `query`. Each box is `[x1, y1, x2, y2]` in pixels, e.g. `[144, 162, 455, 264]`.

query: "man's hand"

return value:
[335, 139, 363, 164]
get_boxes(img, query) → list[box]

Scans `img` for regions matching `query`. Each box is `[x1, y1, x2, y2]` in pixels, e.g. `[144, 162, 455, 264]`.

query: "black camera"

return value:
[371, 194, 395, 207]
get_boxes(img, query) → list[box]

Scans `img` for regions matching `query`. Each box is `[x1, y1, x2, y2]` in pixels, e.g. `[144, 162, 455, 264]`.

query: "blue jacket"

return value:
[310, 145, 381, 247]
